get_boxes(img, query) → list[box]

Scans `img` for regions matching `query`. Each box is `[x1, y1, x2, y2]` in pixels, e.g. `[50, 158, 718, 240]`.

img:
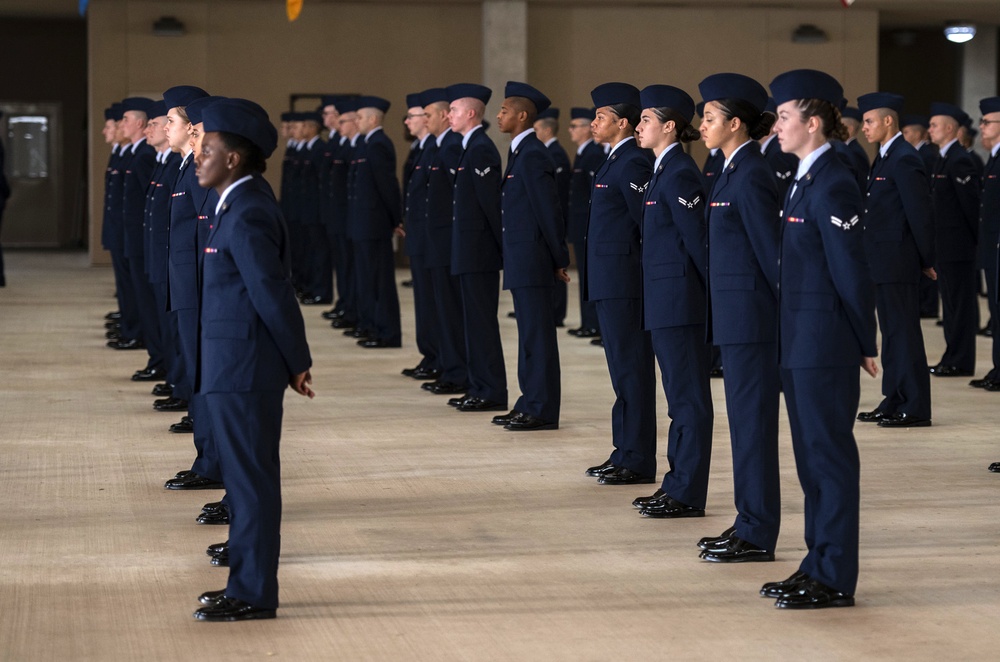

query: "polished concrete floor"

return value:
[0, 250, 997, 661]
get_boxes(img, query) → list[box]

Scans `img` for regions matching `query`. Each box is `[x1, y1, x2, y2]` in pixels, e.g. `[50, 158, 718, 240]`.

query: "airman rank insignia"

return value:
[830, 214, 859, 231]
[475, 167, 491, 177]
[678, 196, 701, 208]
[955, 175, 972, 185]
[630, 182, 648, 193]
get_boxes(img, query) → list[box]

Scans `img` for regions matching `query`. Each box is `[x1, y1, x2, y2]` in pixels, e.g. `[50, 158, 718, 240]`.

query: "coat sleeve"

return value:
[470, 143, 503, 251]
[896, 152, 935, 269]
[616, 155, 651, 232]
[368, 138, 402, 229]
[523, 149, 569, 269]
[952, 155, 982, 239]
[737, 164, 781, 297]
[665, 167, 709, 285]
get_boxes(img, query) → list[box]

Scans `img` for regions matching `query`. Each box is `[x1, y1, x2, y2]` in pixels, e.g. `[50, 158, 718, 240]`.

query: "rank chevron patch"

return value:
[831, 214, 860, 231]
[678, 195, 701, 209]
[630, 182, 648, 193]
[475, 167, 491, 177]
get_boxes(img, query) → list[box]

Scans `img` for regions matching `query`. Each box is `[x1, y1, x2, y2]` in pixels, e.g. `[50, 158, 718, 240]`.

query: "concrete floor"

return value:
[0, 250, 997, 661]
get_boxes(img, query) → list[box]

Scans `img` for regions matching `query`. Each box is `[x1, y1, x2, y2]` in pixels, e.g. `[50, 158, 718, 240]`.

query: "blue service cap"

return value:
[406, 93, 423, 108]
[336, 97, 359, 113]
[446, 83, 492, 105]
[965, 125, 978, 138]
[537, 107, 559, 120]
[570, 107, 595, 121]
[109, 102, 124, 121]
[420, 88, 449, 106]
[103, 107, 115, 121]
[185, 96, 226, 125]
[961, 115, 973, 129]
[299, 110, 323, 124]
[928, 102, 968, 124]
[320, 95, 351, 109]
[162, 85, 209, 110]
[505, 81, 551, 114]
[121, 97, 156, 115]
[357, 96, 391, 113]
[147, 100, 168, 119]
[591, 82, 640, 110]
[764, 97, 777, 114]
[696, 101, 705, 117]
[698, 73, 768, 114]
[981, 97, 1000, 115]
[857, 92, 904, 114]
[639, 85, 695, 123]
[202, 98, 278, 159]
[280, 111, 294, 122]
[841, 106, 863, 121]
[901, 114, 929, 129]
[769, 69, 843, 106]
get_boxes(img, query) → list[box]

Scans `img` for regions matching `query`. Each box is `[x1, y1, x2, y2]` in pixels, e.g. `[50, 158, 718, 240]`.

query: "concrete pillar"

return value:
[960, 25, 998, 160]
[481, 0, 527, 156]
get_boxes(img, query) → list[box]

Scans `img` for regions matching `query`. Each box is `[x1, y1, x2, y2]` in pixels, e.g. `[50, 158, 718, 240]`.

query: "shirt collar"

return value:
[461, 124, 483, 149]
[992, 142, 1000, 158]
[939, 138, 959, 157]
[365, 126, 383, 142]
[608, 135, 635, 158]
[215, 175, 254, 216]
[418, 133, 432, 149]
[130, 137, 146, 154]
[653, 142, 680, 172]
[306, 135, 320, 149]
[510, 128, 534, 153]
[723, 140, 753, 170]
[759, 134, 776, 154]
[576, 138, 593, 155]
[180, 150, 192, 169]
[436, 128, 452, 147]
[350, 133, 360, 147]
[795, 142, 833, 181]
[880, 131, 903, 158]
[543, 137, 557, 148]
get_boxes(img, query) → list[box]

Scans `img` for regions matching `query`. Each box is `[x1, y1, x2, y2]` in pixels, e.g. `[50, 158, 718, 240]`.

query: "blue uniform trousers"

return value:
[937, 260, 978, 372]
[651, 325, 714, 508]
[919, 275, 939, 318]
[206, 390, 284, 610]
[459, 272, 507, 405]
[782, 365, 861, 596]
[596, 298, 657, 476]
[151, 282, 177, 391]
[511, 286, 562, 423]
[429, 266, 468, 387]
[111, 251, 141, 341]
[127, 254, 164, 370]
[719, 341, 781, 550]
[572, 242, 599, 331]
[354, 238, 401, 345]
[875, 283, 931, 419]
[409, 255, 439, 371]
[985, 257, 1000, 380]
[305, 224, 332, 302]
[552, 279, 567, 326]
[175, 307, 220, 481]
[329, 231, 356, 321]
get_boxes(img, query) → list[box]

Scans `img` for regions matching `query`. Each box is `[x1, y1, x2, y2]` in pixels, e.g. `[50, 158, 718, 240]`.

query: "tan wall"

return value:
[527, 5, 879, 165]
[87, 0, 878, 265]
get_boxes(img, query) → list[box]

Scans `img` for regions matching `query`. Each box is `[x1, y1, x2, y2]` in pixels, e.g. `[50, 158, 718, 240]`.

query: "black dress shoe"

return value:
[983, 381, 1000, 392]
[427, 381, 467, 395]
[988, 462, 1000, 473]
[193, 597, 276, 622]
[699, 536, 774, 563]
[877, 413, 931, 428]
[151, 382, 173, 396]
[447, 396, 467, 407]
[105, 330, 122, 340]
[411, 367, 441, 381]
[169, 417, 194, 433]
[709, 367, 723, 378]
[504, 412, 558, 431]
[978, 324, 993, 337]
[639, 495, 705, 518]
[108, 338, 145, 350]
[507, 311, 516, 318]
[358, 338, 401, 348]
[331, 318, 357, 329]
[105, 311, 122, 320]
[154, 397, 189, 412]
[344, 328, 368, 338]
[856, 409, 890, 423]
[210, 549, 229, 567]
[104, 320, 121, 329]
[457, 397, 507, 412]
[492, 410, 520, 426]
[197, 510, 230, 525]
[206, 541, 229, 556]
[929, 365, 974, 377]
[569, 327, 600, 338]
[598, 467, 655, 485]
[697, 526, 737, 550]
[760, 570, 811, 598]
[132, 366, 166, 382]
[969, 377, 996, 388]
[299, 295, 331, 305]
[321, 308, 342, 320]
[165, 473, 224, 490]
[585, 460, 617, 478]
[198, 588, 227, 606]
[590, 338, 604, 347]
[202, 501, 227, 514]
[171, 470, 196, 480]
[774, 578, 854, 609]
[632, 488, 665, 508]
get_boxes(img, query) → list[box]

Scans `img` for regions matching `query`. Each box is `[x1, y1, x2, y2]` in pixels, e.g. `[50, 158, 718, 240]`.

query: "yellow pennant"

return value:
[287, 0, 302, 21]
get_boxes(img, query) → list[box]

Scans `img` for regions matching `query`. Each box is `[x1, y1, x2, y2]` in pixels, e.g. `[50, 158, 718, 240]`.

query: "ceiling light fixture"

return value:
[944, 22, 976, 44]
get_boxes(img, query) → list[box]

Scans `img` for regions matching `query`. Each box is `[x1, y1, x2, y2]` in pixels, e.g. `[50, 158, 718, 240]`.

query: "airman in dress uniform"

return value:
[534, 107, 572, 328]
[565, 107, 604, 340]
[972, 97, 1000, 394]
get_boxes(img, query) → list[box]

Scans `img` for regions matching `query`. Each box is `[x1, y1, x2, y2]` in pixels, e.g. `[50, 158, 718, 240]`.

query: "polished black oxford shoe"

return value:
[108, 338, 145, 350]
[165, 473, 223, 490]
[639, 495, 705, 518]
[590, 338, 604, 347]
[697, 526, 737, 550]
[154, 397, 188, 412]
[321, 308, 342, 320]
[427, 381, 467, 395]
[447, 396, 467, 407]
[151, 383, 173, 396]
[699, 536, 774, 563]
[774, 578, 854, 609]
[169, 417, 194, 433]
[132, 366, 166, 382]
[504, 412, 558, 431]
[988, 462, 1000, 473]
[410, 366, 441, 381]
[210, 550, 229, 567]
[299, 295, 331, 305]
[969, 376, 997, 389]
[193, 597, 275, 622]
[598, 467, 655, 485]
[632, 488, 665, 508]
[491, 410, 521, 426]
[929, 364, 974, 377]
[197, 510, 230, 525]
[856, 409, 889, 423]
[586, 460, 617, 478]
[330, 317, 357, 329]
[358, 338, 400, 348]
[709, 367, 723, 378]
[760, 571, 811, 599]
[202, 501, 227, 514]
[105, 311, 121, 320]
[457, 397, 507, 412]
[343, 328, 368, 338]
[206, 541, 229, 557]
[877, 413, 931, 428]
[198, 588, 227, 606]
[105, 330, 122, 340]
[983, 380, 1000, 392]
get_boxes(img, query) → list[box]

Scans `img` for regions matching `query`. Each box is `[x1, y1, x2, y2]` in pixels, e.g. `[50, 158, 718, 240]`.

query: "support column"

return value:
[482, 0, 527, 157]
[960, 25, 998, 161]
